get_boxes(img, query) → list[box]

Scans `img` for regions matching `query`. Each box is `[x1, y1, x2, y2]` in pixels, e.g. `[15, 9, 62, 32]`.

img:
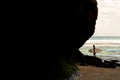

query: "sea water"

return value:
[84, 36, 120, 46]
[80, 36, 120, 61]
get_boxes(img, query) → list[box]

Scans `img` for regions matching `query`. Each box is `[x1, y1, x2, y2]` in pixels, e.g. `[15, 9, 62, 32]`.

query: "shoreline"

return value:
[77, 65, 120, 80]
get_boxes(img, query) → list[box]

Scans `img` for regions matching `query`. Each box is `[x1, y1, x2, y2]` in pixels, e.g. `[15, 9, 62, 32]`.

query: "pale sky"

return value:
[93, 0, 120, 36]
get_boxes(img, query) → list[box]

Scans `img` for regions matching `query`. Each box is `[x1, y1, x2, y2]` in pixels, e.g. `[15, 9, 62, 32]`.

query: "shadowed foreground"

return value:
[77, 66, 120, 80]
[47, 0, 98, 80]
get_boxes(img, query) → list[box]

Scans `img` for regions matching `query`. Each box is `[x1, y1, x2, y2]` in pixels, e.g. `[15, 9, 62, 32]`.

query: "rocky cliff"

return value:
[48, 0, 98, 80]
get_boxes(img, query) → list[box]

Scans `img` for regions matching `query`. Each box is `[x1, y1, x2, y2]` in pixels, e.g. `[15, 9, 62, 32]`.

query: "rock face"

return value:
[72, 0, 98, 49]
[48, 0, 98, 80]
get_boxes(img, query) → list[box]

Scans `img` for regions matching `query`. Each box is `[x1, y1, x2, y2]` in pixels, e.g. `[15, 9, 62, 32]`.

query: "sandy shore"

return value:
[77, 65, 120, 80]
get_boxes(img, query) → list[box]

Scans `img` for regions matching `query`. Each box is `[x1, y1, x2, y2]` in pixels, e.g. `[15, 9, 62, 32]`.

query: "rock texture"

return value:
[48, 0, 98, 80]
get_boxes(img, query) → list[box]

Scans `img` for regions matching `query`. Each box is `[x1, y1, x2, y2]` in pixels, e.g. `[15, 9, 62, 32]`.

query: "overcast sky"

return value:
[93, 0, 120, 36]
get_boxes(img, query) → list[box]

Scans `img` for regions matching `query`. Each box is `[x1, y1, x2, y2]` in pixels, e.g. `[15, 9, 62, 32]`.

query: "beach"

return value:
[77, 65, 120, 80]
[76, 36, 120, 80]
[80, 36, 120, 64]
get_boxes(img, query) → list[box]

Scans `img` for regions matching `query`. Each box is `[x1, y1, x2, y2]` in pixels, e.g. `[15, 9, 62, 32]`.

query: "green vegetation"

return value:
[50, 58, 78, 80]
[60, 59, 77, 79]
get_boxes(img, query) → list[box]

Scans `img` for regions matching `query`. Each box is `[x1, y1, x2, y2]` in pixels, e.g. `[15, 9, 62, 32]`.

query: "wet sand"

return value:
[77, 65, 120, 80]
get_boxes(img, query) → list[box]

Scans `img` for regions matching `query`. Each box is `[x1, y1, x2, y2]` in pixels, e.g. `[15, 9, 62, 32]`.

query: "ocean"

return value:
[85, 36, 120, 46]
[79, 36, 120, 61]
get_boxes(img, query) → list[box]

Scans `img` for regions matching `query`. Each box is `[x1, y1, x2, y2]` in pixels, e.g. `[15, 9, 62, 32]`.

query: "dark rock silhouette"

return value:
[47, 0, 98, 80]
[80, 55, 117, 68]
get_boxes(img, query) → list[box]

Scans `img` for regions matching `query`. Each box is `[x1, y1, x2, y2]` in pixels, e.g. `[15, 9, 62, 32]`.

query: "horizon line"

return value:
[92, 36, 120, 37]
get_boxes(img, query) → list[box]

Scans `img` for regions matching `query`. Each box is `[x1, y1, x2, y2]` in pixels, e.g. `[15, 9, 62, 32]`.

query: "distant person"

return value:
[93, 45, 96, 56]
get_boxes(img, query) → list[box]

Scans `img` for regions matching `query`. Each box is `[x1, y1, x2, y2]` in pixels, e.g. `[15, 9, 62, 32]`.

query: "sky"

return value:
[93, 0, 120, 36]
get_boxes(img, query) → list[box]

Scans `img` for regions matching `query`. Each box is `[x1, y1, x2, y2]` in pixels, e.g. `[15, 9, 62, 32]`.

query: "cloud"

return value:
[93, 0, 120, 36]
